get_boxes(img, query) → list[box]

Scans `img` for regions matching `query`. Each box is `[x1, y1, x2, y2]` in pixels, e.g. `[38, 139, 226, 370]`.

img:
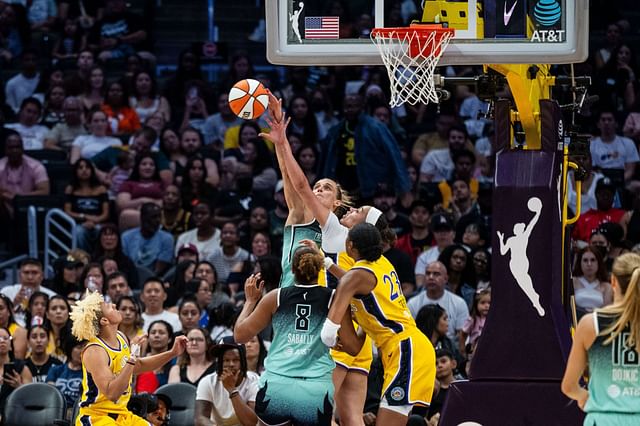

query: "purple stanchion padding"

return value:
[440, 149, 583, 425]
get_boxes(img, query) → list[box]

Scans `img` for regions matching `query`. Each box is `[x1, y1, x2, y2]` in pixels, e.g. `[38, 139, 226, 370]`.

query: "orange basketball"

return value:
[228, 79, 269, 120]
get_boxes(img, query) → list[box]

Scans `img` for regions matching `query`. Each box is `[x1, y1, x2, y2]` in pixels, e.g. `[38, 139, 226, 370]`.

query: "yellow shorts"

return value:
[76, 409, 151, 426]
[331, 332, 373, 374]
[380, 331, 435, 407]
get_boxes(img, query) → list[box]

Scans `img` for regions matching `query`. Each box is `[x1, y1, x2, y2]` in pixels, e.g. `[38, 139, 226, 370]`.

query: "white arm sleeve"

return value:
[321, 212, 349, 253]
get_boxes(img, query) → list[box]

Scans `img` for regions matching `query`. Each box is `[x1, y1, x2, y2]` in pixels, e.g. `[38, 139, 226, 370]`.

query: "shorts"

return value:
[256, 371, 334, 426]
[380, 331, 435, 407]
[331, 330, 373, 374]
[77, 410, 151, 426]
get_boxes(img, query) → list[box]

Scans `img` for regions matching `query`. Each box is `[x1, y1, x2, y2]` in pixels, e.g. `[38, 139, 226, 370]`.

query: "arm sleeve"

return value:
[45, 364, 61, 383]
[320, 212, 348, 253]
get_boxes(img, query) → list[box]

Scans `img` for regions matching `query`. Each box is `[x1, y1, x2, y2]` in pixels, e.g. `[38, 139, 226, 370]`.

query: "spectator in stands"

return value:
[178, 81, 212, 135]
[51, 17, 87, 62]
[184, 278, 211, 328]
[64, 158, 109, 251]
[323, 93, 410, 199]
[105, 271, 131, 302]
[438, 244, 476, 306]
[395, 199, 432, 266]
[594, 22, 623, 70]
[46, 335, 83, 410]
[408, 260, 469, 342]
[176, 201, 220, 260]
[194, 260, 231, 311]
[1, 259, 56, 327]
[41, 85, 66, 128]
[168, 326, 215, 387]
[140, 278, 181, 332]
[411, 113, 456, 167]
[195, 337, 259, 426]
[27, 0, 57, 31]
[25, 323, 61, 382]
[45, 255, 82, 297]
[244, 335, 266, 375]
[439, 149, 479, 208]
[448, 179, 481, 223]
[176, 296, 201, 336]
[293, 144, 319, 185]
[44, 295, 71, 361]
[0, 131, 50, 219]
[238, 205, 269, 250]
[130, 70, 170, 123]
[92, 223, 138, 287]
[0, 294, 27, 359]
[572, 247, 612, 317]
[163, 49, 202, 110]
[590, 110, 639, 185]
[121, 203, 174, 274]
[203, 91, 242, 147]
[180, 155, 218, 211]
[44, 96, 86, 151]
[116, 295, 144, 345]
[4, 97, 49, 150]
[0, 326, 32, 407]
[597, 44, 638, 117]
[160, 183, 191, 239]
[79, 65, 105, 111]
[160, 127, 184, 174]
[101, 80, 140, 136]
[208, 222, 250, 285]
[116, 154, 165, 229]
[136, 319, 174, 393]
[415, 213, 455, 287]
[4, 49, 38, 113]
[287, 95, 319, 146]
[0, 4, 30, 63]
[70, 107, 121, 163]
[78, 262, 106, 294]
[25, 292, 49, 331]
[89, 0, 152, 63]
[165, 259, 197, 307]
[420, 125, 469, 183]
[178, 127, 220, 187]
[427, 348, 458, 420]
[460, 221, 488, 252]
[471, 247, 491, 290]
[373, 183, 411, 237]
[572, 178, 626, 244]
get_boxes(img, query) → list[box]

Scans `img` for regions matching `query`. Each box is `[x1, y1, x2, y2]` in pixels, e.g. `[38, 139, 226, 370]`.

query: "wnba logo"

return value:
[533, 0, 562, 27]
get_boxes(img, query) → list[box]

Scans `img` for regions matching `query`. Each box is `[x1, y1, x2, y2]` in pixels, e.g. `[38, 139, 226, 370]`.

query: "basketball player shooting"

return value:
[70, 291, 188, 426]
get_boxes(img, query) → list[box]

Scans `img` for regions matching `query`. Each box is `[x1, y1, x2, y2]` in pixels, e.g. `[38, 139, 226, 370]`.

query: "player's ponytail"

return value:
[599, 253, 640, 348]
[292, 245, 323, 284]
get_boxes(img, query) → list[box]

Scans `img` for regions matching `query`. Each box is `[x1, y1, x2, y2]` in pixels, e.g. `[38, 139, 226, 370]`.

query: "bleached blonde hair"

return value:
[70, 291, 104, 341]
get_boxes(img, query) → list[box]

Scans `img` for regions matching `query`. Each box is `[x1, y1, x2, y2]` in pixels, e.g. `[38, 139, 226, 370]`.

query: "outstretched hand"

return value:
[259, 91, 290, 146]
[171, 335, 189, 357]
[244, 273, 264, 304]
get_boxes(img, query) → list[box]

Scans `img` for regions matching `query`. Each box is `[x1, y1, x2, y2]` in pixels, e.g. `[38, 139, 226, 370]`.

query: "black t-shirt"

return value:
[334, 123, 358, 191]
[25, 356, 63, 383]
[384, 247, 415, 286]
[65, 192, 108, 216]
[427, 385, 449, 419]
[90, 11, 144, 47]
[388, 212, 411, 238]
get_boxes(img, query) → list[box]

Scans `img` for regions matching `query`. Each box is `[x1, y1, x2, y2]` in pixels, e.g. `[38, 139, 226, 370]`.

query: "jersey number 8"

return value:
[383, 271, 402, 301]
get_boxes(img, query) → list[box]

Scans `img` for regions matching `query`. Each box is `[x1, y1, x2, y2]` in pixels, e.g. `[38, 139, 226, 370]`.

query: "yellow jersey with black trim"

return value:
[350, 256, 417, 348]
[79, 331, 132, 415]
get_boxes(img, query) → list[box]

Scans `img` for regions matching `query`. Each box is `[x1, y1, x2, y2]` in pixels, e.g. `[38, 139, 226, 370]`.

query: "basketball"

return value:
[527, 197, 542, 212]
[228, 79, 269, 120]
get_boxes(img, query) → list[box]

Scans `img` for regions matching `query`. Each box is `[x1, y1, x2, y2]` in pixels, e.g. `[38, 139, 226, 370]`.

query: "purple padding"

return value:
[439, 380, 584, 426]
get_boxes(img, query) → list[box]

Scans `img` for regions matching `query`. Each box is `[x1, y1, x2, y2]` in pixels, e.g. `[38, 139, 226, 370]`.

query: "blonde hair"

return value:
[598, 253, 640, 347]
[70, 291, 104, 341]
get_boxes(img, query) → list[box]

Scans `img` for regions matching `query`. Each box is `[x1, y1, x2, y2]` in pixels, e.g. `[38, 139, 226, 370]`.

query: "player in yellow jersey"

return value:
[70, 291, 188, 426]
[323, 223, 436, 425]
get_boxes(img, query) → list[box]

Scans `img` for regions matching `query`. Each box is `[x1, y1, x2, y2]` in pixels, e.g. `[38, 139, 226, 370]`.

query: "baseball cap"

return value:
[595, 177, 615, 193]
[177, 243, 198, 256]
[430, 212, 454, 232]
[211, 335, 245, 359]
[63, 255, 83, 269]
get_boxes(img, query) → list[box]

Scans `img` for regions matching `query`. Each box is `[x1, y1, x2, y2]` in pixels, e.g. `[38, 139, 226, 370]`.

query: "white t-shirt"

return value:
[72, 134, 122, 159]
[407, 289, 469, 341]
[4, 73, 40, 113]
[175, 228, 221, 260]
[196, 371, 260, 426]
[320, 212, 348, 253]
[419, 148, 453, 182]
[590, 135, 639, 170]
[141, 310, 181, 334]
[0, 284, 58, 327]
[567, 171, 604, 215]
[4, 123, 49, 150]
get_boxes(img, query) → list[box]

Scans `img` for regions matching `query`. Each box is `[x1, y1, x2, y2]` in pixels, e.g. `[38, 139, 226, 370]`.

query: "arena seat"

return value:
[155, 382, 196, 426]
[27, 149, 68, 165]
[3, 383, 66, 426]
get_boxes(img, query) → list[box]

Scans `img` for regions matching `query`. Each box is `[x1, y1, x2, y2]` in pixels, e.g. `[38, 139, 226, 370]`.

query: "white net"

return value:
[370, 27, 454, 107]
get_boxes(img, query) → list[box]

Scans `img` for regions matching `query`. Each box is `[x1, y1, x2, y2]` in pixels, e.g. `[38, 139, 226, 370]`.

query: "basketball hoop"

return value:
[370, 24, 454, 107]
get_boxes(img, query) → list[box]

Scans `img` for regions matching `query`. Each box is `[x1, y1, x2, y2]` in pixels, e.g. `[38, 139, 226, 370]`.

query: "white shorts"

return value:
[379, 396, 414, 416]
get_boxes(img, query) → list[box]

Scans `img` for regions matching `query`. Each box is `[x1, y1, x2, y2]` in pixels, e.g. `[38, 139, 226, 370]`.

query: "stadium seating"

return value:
[3, 383, 66, 426]
[155, 382, 197, 426]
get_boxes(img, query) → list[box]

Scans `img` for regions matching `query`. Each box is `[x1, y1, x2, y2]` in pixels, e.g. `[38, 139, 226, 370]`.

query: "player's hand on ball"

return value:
[244, 273, 264, 304]
[266, 90, 283, 123]
[171, 335, 189, 356]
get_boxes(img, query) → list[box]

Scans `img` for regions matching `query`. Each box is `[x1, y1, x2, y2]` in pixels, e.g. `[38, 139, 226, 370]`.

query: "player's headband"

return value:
[365, 207, 383, 226]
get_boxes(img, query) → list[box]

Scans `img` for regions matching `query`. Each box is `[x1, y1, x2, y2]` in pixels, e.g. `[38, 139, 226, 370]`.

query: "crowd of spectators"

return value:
[0, 0, 638, 424]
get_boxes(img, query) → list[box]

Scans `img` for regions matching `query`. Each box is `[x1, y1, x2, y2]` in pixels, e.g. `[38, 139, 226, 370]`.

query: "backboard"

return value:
[265, 0, 588, 66]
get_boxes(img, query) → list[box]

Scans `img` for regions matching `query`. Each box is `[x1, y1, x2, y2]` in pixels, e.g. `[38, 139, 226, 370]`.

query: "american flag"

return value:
[304, 16, 339, 39]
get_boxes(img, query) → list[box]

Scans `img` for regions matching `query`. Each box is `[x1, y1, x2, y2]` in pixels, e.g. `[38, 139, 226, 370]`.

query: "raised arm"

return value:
[497, 231, 508, 255]
[261, 93, 332, 226]
[524, 208, 541, 238]
[234, 274, 277, 343]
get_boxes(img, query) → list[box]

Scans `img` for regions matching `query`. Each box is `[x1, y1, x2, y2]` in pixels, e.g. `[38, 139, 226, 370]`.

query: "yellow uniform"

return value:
[77, 331, 150, 426]
[331, 252, 374, 374]
[350, 256, 435, 407]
